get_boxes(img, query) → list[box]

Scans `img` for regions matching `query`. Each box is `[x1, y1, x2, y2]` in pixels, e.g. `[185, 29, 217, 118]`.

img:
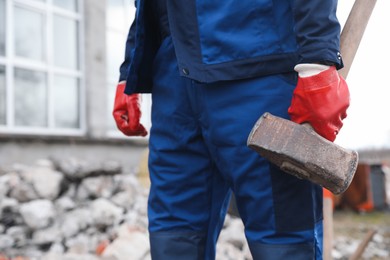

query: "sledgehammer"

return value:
[247, 0, 377, 194]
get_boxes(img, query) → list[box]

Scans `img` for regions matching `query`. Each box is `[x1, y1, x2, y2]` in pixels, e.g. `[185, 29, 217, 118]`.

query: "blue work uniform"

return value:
[119, 0, 343, 259]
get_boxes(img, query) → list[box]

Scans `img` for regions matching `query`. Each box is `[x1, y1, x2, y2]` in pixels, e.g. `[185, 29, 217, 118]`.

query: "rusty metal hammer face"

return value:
[247, 112, 358, 194]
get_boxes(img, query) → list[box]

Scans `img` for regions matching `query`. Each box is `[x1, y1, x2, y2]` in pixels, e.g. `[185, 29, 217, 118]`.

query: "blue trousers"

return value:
[148, 37, 323, 260]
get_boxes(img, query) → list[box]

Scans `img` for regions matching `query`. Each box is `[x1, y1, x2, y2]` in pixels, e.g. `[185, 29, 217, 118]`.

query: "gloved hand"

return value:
[112, 81, 148, 136]
[288, 64, 350, 142]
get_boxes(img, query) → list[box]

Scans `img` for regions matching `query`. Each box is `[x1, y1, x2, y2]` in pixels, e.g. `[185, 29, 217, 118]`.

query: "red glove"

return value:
[112, 82, 148, 136]
[288, 65, 350, 142]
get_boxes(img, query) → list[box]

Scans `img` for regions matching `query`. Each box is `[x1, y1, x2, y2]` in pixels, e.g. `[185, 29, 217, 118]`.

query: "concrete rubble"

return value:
[0, 159, 389, 260]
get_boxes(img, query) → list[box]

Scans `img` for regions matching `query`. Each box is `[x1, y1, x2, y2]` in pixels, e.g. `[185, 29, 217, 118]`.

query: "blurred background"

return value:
[0, 0, 389, 259]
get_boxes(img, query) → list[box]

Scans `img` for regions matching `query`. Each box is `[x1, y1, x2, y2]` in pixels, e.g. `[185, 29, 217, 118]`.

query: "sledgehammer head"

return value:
[247, 112, 358, 194]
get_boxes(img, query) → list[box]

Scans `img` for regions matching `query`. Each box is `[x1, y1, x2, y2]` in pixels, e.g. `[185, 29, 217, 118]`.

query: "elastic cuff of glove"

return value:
[296, 66, 340, 89]
[294, 64, 330, 77]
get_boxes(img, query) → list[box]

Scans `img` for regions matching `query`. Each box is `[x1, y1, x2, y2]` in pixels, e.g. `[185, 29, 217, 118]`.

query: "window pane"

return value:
[53, 0, 77, 12]
[14, 68, 47, 127]
[14, 7, 45, 61]
[53, 75, 79, 128]
[0, 0, 5, 56]
[0, 66, 5, 125]
[53, 15, 78, 69]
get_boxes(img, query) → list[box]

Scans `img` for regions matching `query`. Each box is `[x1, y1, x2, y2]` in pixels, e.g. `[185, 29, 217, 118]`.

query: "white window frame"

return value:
[0, 0, 85, 136]
[105, 0, 151, 140]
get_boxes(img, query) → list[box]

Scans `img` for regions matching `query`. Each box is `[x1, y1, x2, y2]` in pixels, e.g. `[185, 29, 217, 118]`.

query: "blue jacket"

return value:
[120, 0, 343, 94]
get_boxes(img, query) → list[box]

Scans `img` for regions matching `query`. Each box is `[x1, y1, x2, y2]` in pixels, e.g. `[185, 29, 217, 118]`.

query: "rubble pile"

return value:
[0, 159, 389, 260]
[0, 159, 149, 260]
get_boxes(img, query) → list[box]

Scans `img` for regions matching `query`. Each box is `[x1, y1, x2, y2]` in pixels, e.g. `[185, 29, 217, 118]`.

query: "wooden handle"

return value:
[339, 0, 377, 79]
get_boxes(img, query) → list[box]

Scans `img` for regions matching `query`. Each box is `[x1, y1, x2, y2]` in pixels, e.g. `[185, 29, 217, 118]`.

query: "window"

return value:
[53, 0, 77, 12]
[0, 0, 83, 135]
[53, 15, 78, 69]
[14, 68, 47, 127]
[14, 6, 45, 61]
[106, 0, 151, 137]
[53, 75, 79, 128]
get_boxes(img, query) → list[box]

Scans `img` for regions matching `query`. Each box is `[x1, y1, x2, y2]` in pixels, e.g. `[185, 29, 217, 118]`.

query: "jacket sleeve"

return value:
[119, 17, 137, 82]
[292, 0, 344, 69]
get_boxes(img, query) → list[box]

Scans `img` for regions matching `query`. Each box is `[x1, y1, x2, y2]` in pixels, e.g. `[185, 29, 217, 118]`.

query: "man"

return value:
[112, 0, 349, 259]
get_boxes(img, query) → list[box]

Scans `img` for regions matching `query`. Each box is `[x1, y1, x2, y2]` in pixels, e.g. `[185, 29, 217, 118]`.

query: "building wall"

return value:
[0, 137, 148, 174]
[85, 0, 109, 138]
